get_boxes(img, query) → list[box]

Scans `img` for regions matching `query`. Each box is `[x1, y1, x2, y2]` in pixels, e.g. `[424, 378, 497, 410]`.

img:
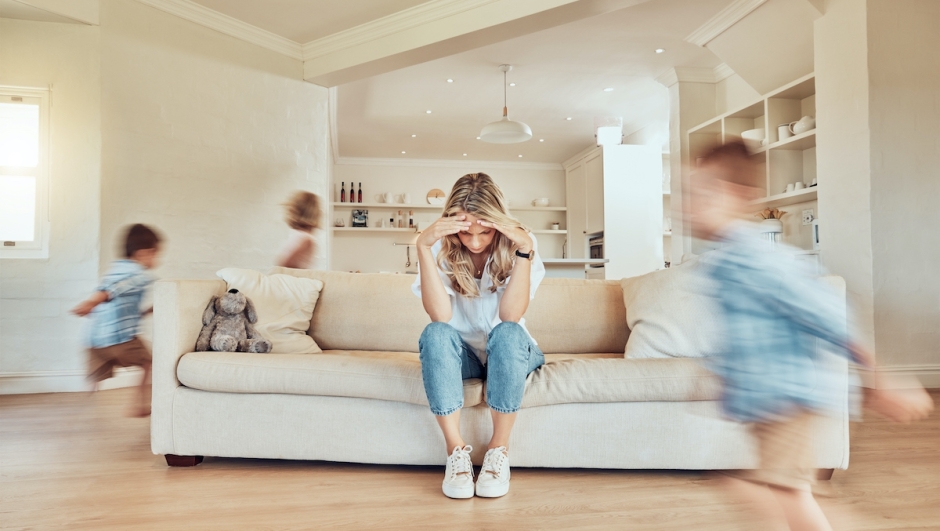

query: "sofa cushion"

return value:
[217, 268, 324, 354]
[523, 279, 629, 354]
[620, 260, 723, 359]
[521, 356, 720, 408]
[271, 268, 630, 355]
[177, 350, 483, 408]
[268, 268, 431, 353]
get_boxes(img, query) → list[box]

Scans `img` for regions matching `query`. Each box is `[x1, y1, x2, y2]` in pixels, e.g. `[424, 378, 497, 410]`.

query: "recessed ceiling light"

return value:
[604, 87, 614, 92]
[463, 153, 467, 156]
[518, 154, 523, 158]
[566, 117, 572, 121]
[509, 82, 516, 87]
[655, 48, 665, 54]
[411, 134, 416, 137]
[476, 136, 481, 140]
[539, 139, 544, 142]
[426, 110, 432, 114]
[401, 151, 406, 154]
[447, 79, 454, 83]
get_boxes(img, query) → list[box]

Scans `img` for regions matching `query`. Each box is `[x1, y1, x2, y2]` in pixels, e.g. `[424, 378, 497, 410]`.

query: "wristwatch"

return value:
[515, 248, 534, 261]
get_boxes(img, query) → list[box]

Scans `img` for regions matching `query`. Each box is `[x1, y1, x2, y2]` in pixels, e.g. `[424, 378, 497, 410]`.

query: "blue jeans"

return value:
[419, 321, 544, 416]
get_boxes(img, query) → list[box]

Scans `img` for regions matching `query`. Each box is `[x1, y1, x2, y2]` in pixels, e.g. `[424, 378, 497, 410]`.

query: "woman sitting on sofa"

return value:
[412, 172, 545, 499]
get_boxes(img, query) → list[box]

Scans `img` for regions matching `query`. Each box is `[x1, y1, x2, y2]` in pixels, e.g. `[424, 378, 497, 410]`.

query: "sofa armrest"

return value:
[151, 279, 224, 455]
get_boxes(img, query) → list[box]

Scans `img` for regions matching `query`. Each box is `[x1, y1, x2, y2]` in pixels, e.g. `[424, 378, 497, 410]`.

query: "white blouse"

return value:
[411, 234, 545, 365]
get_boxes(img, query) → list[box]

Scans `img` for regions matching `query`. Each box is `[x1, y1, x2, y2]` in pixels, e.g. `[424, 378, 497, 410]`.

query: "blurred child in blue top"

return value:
[690, 141, 932, 530]
[72, 224, 163, 417]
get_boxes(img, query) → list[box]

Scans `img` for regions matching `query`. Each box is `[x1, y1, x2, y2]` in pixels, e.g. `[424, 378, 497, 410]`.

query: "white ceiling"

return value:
[337, 0, 730, 164]
[189, 0, 429, 43]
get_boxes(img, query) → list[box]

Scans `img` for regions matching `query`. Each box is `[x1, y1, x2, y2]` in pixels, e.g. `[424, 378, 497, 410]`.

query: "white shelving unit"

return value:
[687, 72, 820, 253]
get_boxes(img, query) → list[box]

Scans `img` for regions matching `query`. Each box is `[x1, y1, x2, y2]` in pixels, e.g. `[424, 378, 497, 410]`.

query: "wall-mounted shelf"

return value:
[332, 202, 441, 210]
[332, 202, 567, 212]
[531, 229, 567, 235]
[749, 186, 818, 209]
[332, 227, 417, 233]
[754, 129, 816, 154]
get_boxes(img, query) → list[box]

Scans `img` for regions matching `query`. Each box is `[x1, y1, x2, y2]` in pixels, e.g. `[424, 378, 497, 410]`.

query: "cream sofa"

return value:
[151, 268, 849, 472]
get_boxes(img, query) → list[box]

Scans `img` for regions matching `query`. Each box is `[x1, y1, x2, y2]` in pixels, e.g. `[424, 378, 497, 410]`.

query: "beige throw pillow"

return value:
[216, 268, 324, 354]
[620, 260, 722, 359]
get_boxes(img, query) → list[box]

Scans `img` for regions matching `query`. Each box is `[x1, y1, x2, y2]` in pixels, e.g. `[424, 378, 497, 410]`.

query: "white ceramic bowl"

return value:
[741, 128, 765, 143]
[532, 198, 550, 207]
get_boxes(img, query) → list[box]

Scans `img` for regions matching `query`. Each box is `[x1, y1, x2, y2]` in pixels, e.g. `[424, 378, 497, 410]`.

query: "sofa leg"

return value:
[165, 454, 204, 467]
[817, 468, 834, 481]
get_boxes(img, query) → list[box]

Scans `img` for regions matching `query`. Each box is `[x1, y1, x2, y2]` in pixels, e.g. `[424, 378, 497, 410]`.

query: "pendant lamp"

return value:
[479, 64, 532, 144]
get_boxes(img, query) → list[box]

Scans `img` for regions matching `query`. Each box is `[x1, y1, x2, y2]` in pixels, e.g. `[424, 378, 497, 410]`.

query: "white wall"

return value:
[99, 0, 331, 280]
[0, 1, 332, 394]
[715, 73, 762, 115]
[814, 0, 876, 351]
[332, 160, 565, 273]
[867, 0, 940, 369]
[0, 18, 102, 393]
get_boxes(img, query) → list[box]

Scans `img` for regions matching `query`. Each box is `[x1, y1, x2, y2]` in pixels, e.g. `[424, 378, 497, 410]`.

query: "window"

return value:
[0, 87, 49, 259]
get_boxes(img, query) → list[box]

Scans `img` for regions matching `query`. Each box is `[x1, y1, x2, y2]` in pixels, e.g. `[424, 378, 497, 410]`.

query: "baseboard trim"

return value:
[851, 364, 940, 389]
[0, 367, 143, 395]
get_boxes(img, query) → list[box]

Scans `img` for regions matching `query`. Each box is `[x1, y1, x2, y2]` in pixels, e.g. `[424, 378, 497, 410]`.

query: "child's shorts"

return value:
[87, 337, 152, 383]
[730, 411, 818, 492]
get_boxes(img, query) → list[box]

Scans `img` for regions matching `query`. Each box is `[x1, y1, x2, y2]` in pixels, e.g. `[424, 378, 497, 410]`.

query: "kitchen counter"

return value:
[542, 258, 608, 279]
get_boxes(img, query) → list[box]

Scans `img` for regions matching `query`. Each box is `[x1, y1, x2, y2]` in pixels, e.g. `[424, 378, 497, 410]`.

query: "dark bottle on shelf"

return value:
[357, 183, 362, 203]
[340, 182, 346, 203]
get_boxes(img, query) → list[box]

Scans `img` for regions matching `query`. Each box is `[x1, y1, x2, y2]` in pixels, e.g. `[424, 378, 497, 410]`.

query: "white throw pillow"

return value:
[620, 260, 723, 359]
[216, 268, 324, 354]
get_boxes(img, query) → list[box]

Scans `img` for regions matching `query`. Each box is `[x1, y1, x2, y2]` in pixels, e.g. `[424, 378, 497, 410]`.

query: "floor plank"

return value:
[1, 389, 937, 530]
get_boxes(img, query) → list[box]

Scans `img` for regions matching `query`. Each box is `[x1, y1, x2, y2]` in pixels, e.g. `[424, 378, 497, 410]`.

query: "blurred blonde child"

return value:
[276, 191, 320, 269]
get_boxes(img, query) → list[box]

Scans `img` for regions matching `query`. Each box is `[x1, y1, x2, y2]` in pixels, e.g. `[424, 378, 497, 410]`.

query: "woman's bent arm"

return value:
[418, 246, 452, 322]
[499, 257, 531, 322]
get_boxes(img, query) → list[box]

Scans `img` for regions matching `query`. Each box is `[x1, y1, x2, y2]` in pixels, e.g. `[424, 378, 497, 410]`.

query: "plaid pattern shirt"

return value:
[88, 260, 154, 349]
[700, 223, 854, 423]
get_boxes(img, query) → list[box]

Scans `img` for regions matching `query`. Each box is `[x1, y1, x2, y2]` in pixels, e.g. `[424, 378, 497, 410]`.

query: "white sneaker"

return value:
[442, 445, 474, 499]
[475, 446, 510, 498]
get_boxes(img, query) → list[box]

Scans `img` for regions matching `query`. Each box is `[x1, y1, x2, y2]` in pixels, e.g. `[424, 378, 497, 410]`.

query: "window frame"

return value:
[0, 85, 50, 259]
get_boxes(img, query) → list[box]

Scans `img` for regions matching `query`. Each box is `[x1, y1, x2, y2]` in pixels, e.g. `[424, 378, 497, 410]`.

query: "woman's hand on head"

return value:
[416, 215, 471, 250]
[477, 220, 532, 254]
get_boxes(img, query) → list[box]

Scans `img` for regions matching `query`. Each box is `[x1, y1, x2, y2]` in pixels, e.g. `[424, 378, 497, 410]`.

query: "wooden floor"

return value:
[1, 389, 937, 531]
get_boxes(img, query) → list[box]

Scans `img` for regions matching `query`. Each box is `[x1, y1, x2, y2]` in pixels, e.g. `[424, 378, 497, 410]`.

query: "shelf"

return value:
[532, 230, 567, 235]
[332, 227, 417, 233]
[510, 206, 567, 211]
[332, 202, 566, 212]
[748, 186, 818, 209]
[332, 202, 441, 210]
[756, 129, 816, 153]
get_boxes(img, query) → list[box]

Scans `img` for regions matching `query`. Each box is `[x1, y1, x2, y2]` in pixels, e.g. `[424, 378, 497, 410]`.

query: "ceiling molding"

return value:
[300, 0, 500, 61]
[134, 0, 303, 60]
[684, 0, 768, 47]
[655, 64, 736, 87]
[713, 62, 735, 82]
[336, 157, 562, 171]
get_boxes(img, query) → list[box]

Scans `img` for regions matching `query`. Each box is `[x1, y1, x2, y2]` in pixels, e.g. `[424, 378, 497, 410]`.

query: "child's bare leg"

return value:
[722, 476, 789, 529]
[770, 487, 833, 531]
[133, 363, 152, 417]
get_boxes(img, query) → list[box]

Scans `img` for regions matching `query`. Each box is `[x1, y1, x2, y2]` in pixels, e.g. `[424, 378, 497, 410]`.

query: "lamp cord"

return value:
[503, 69, 508, 118]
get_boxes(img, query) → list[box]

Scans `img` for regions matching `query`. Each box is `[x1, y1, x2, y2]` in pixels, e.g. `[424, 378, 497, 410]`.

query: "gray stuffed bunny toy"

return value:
[195, 289, 272, 353]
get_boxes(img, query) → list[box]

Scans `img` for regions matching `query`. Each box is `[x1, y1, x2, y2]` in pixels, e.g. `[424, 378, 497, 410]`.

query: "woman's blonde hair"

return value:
[439, 173, 525, 297]
[284, 191, 321, 231]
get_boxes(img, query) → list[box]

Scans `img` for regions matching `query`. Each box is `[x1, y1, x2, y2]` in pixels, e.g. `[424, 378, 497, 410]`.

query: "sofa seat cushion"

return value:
[520, 356, 721, 408]
[177, 350, 483, 408]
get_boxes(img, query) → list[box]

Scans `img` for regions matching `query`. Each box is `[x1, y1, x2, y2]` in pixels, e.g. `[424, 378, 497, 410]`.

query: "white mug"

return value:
[794, 182, 805, 190]
[382, 192, 393, 203]
[786, 183, 795, 193]
[778, 124, 793, 141]
[402, 193, 412, 204]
